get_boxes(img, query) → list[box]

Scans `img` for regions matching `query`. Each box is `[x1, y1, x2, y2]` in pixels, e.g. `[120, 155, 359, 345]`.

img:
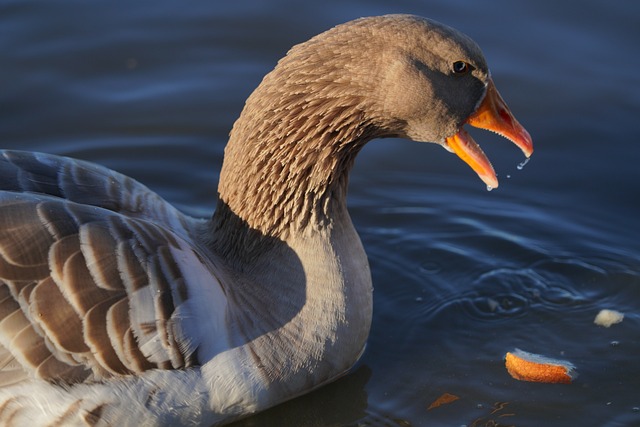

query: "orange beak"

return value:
[445, 78, 533, 188]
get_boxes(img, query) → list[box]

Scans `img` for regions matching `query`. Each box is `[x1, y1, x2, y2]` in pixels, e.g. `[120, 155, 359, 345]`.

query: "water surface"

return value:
[2, 1, 639, 426]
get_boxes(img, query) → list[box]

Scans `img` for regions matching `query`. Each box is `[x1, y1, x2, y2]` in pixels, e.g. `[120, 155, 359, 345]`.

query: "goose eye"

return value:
[452, 61, 470, 75]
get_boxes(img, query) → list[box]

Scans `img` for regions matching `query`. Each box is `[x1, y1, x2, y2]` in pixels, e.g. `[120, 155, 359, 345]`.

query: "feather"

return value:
[30, 277, 89, 354]
[83, 296, 132, 375]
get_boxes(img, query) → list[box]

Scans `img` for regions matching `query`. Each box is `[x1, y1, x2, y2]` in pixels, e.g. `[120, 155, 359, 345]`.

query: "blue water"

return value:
[2, 1, 639, 426]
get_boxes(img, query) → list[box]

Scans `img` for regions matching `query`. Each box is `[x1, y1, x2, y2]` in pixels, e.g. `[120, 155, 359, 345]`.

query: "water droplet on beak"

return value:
[517, 157, 531, 170]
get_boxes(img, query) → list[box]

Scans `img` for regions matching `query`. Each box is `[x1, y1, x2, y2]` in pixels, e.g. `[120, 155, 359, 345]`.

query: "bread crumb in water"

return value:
[427, 392, 460, 410]
[505, 349, 576, 384]
[594, 309, 624, 328]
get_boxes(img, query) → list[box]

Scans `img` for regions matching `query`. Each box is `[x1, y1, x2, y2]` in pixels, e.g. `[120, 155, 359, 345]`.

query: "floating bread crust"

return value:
[594, 309, 624, 327]
[505, 349, 576, 384]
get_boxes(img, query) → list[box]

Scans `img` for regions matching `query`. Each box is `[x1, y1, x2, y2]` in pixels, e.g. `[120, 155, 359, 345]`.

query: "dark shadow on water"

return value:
[228, 365, 371, 427]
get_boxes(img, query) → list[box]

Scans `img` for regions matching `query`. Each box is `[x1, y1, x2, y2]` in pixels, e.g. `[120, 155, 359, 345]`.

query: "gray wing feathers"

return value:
[0, 158, 208, 386]
[0, 150, 191, 234]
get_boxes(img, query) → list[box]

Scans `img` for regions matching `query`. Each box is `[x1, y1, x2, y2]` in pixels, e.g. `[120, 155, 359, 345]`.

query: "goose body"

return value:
[0, 15, 532, 426]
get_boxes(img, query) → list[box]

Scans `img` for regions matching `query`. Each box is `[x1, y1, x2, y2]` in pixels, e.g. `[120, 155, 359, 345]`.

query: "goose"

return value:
[0, 14, 532, 426]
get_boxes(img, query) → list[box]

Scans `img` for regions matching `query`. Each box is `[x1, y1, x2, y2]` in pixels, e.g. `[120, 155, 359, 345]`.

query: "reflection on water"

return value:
[2, 0, 640, 426]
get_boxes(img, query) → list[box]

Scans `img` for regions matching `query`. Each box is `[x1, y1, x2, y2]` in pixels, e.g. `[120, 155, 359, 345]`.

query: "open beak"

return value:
[445, 78, 533, 188]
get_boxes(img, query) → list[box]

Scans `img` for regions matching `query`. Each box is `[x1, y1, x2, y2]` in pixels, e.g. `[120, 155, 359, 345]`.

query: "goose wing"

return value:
[0, 152, 227, 386]
[0, 150, 192, 232]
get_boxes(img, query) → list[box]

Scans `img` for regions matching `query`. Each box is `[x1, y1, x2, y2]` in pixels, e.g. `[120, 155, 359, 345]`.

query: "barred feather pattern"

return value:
[0, 151, 232, 424]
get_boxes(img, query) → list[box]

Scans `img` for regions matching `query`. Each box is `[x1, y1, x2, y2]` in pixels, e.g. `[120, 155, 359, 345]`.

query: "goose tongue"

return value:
[445, 78, 533, 188]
